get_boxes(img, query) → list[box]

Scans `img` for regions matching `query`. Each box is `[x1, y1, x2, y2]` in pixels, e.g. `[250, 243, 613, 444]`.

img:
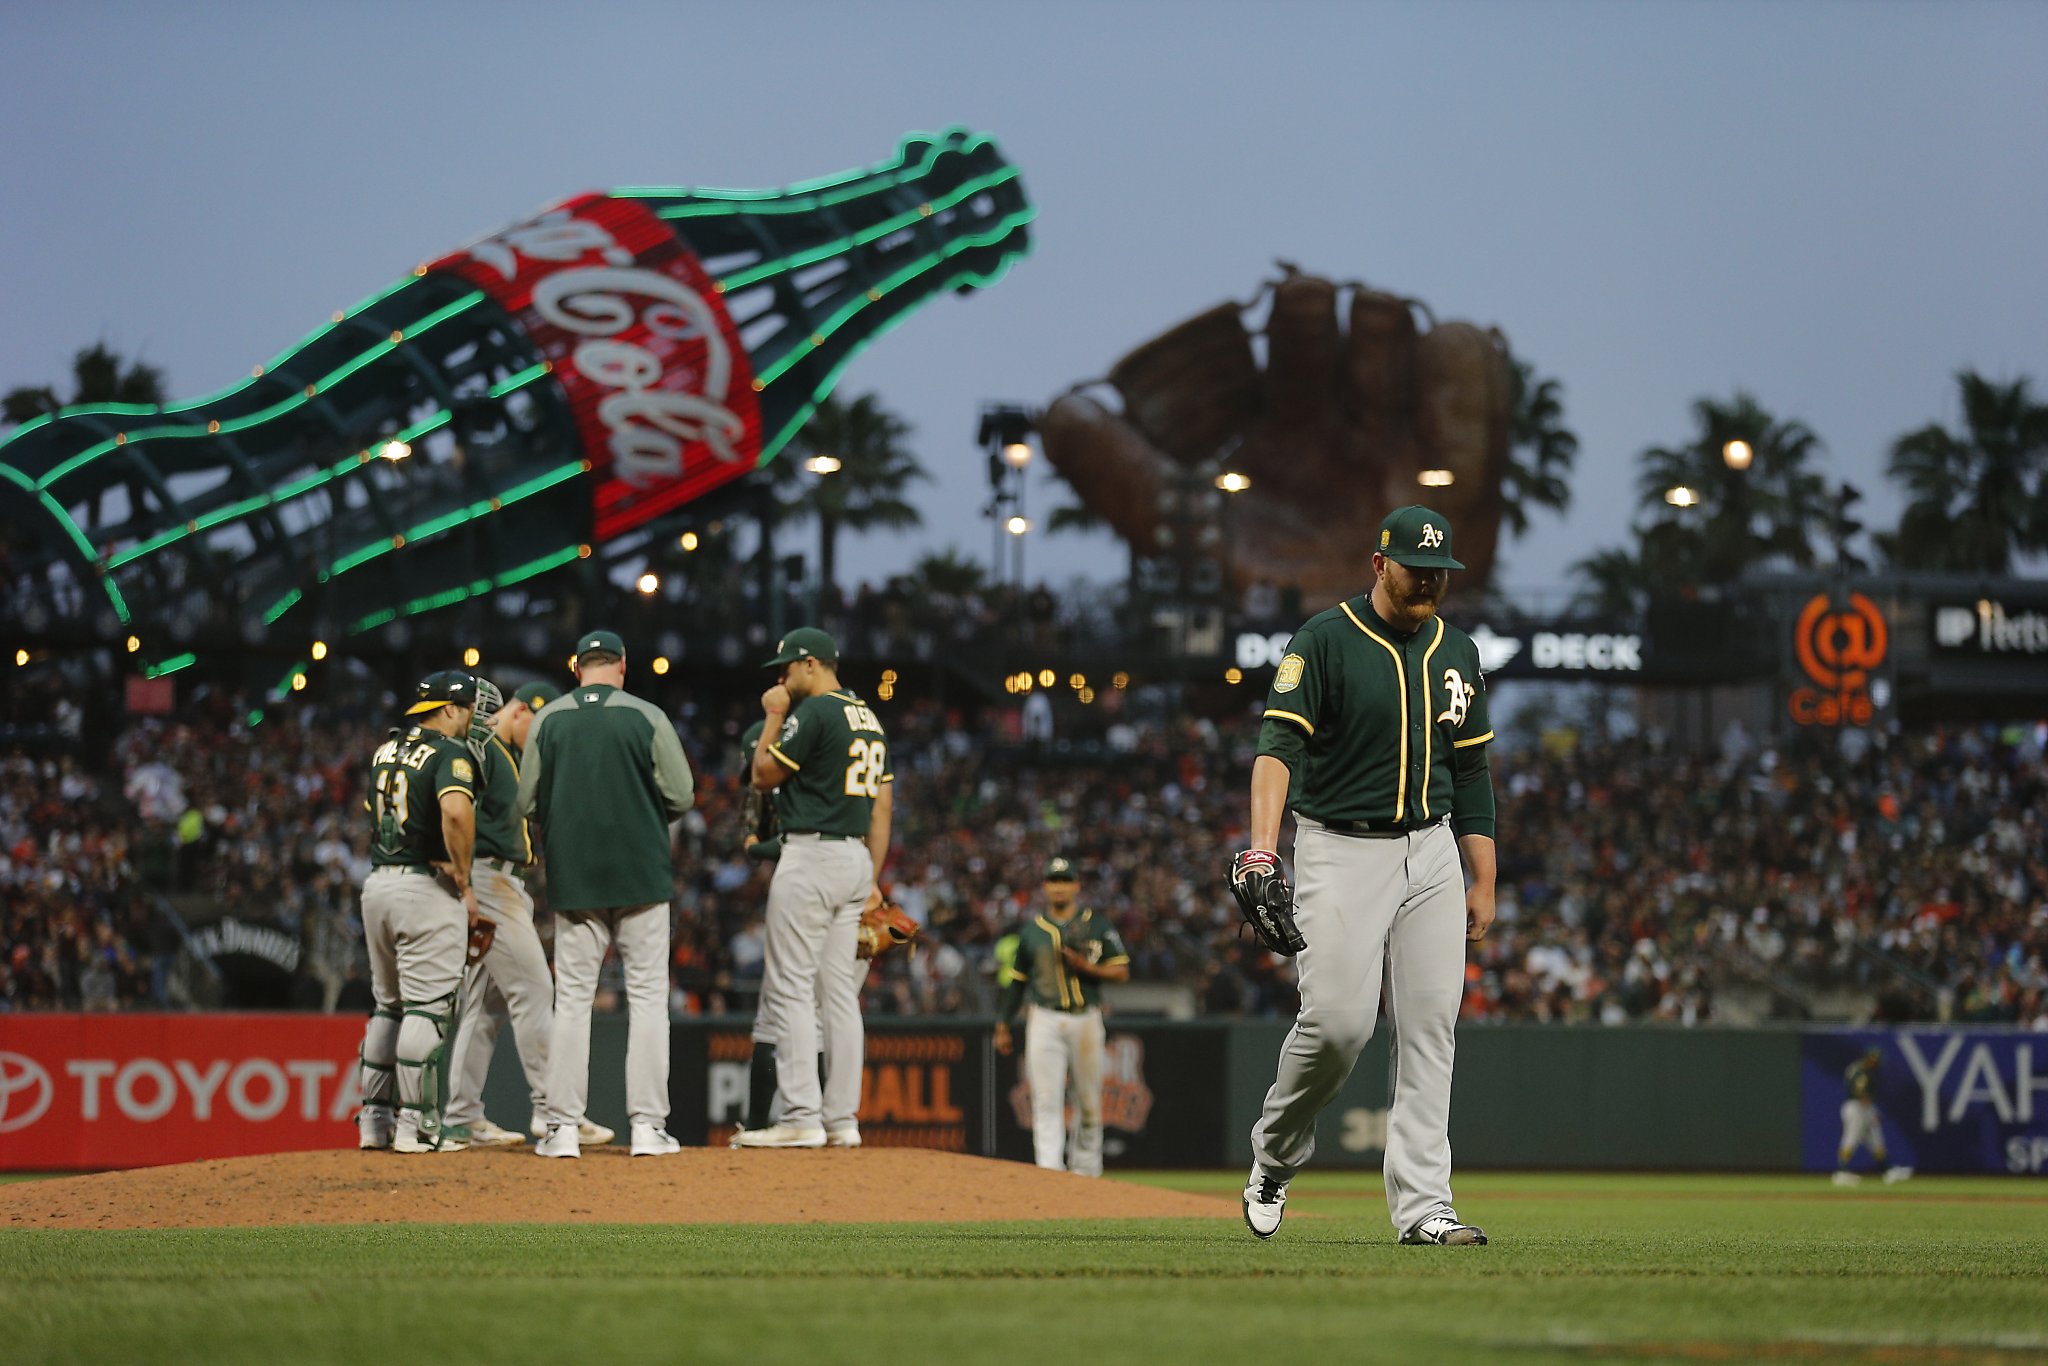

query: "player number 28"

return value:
[843, 738, 886, 798]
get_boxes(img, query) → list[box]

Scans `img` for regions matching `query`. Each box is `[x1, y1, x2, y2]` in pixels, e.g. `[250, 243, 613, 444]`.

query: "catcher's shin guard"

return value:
[359, 1005, 402, 1107]
[396, 989, 459, 1143]
[746, 1042, 779, 1132]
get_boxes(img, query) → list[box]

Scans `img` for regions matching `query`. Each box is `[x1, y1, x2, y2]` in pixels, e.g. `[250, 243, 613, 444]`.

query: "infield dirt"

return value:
[0, 1147, 1238, 1229]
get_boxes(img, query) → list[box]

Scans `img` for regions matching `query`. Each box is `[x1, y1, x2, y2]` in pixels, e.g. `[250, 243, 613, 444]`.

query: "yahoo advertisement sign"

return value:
[1801, 1029, 2048, 1175]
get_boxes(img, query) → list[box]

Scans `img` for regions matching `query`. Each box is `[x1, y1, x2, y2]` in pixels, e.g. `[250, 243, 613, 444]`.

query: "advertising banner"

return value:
[672, 1021, 995, 1154]
[0, 1014, 363, 1170]
[993, 1022, 1229, 1168]
[1800, 1029, 2048, 1175]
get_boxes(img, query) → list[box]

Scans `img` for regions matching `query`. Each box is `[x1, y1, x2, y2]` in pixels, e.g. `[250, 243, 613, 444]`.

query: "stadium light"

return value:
[1037, 668, 1055, 687]
[463, 647, 480, 668]
[14, 649, 27, 667]
[291, 672, 307, 692]
[652, 656, 671, 675]
[1001, 440, 1033, 469]
[1418, 469, 1455, 488]
[1215, 471, 1251, 493]
[804, 454, 842, 475]
[311, 640, 328, 661]
[1665, 485, 1700, 508]
[637, 572, 660, 595]
[679, 532, 700, 552]
[1722, 439, 1754, 471]
[378, 440, 411, 462]
[1006, 515, 1030, 535]
[1225, 667, 1244, 685]
[125, 635, 141, 653]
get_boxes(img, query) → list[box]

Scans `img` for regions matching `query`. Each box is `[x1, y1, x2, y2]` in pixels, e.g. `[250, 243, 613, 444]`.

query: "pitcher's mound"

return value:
[1, 1147, 1237, 1230]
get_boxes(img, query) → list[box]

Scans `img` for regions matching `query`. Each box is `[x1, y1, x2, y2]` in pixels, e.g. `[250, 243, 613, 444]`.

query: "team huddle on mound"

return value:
[352, 505, 1507, 1246]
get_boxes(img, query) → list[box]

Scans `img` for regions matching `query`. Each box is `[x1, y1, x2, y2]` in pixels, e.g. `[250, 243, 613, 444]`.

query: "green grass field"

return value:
[4, 1171, 2044, 1365]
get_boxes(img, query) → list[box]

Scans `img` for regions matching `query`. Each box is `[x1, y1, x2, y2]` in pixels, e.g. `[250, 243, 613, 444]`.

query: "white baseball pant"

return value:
[445, 864, 551, 1128]
[759, 835, 871, 1132]
[546, 901, 670, 1130]
[1025, 1002, 1106, 1176]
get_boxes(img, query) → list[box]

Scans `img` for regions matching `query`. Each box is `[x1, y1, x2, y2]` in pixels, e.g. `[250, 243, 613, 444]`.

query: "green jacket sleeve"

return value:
[514, 709, 547, 824]
[649, 708, 695, 820]
[1451, 741, 1496, 840]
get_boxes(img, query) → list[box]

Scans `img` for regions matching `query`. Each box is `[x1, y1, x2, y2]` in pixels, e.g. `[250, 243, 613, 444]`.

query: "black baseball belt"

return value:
[477, 856, 530, 878]
[784, 830, 857, 841]
[1313, 815, 1449, 839]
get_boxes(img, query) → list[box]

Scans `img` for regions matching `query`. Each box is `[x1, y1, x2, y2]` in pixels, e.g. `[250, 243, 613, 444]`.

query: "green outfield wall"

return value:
[476, 1020, 2030, 1174]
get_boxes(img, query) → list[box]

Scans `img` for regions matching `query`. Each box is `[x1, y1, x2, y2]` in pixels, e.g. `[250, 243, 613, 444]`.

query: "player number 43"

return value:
[843, 738, 885, 798]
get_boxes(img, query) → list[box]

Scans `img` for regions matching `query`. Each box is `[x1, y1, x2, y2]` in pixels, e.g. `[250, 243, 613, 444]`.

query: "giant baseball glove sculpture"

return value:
[1039, 270, 1513, 607]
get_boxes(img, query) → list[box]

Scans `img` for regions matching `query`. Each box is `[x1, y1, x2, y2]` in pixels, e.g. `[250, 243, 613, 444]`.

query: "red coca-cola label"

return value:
[0, 1014, 367, 1170]
[430, 194, 763, 541]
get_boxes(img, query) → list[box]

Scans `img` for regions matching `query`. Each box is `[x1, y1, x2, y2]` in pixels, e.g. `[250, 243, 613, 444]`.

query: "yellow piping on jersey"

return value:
[1453, 730, 1495, 748]
[1419, 618, 1445, 819]
[1036, 914, 1074, 1009]
[766, 742, 801, 771]
[1263, 708, 1314, 735]
[1341, 600, 1409, 821]
[490, 735, 531, 864]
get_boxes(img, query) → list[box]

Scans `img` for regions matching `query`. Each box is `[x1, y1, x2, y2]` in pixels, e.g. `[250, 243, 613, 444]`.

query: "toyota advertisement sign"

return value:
[0, 1015, 363, 1170]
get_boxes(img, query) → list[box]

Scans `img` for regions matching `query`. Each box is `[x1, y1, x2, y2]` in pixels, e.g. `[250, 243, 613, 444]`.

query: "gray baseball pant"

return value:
[358, 868, 466, 1115]
[445, 865, 551, 1128]
[1251, 818, 1468, 1236]
[1025, 1003, 1106, 1176]
[547, 901, 670, 1130]
[759, 835, 871, 1132]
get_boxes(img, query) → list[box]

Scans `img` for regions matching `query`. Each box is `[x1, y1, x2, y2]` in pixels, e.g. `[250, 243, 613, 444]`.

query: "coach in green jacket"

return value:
[515, 629, 694, 1160]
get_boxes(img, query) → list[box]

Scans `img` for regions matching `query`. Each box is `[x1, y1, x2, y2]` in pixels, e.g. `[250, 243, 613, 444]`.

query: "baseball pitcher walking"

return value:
[356, 670, 488, 1154]
[516, 631, 695, 1158]
[994, 855, 1130, 1176]
[734, 627, 892, 1149]
[1234, 506, 1499, 1245]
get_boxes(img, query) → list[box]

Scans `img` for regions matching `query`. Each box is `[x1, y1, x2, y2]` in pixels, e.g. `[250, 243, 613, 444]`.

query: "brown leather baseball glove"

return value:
[856, 899, 919, 961]
[465, 917, 497, 965]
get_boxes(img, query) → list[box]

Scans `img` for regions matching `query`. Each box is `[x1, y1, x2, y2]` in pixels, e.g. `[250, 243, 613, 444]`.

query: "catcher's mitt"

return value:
[856, 899, 920, 961]
[740, 783, 779, 847]
[465, 917, 497, 965]
[1229, 850, 1306, 956]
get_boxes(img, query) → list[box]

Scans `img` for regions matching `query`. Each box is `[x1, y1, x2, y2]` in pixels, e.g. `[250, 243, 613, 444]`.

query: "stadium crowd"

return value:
[3, 675, 2044, 1030]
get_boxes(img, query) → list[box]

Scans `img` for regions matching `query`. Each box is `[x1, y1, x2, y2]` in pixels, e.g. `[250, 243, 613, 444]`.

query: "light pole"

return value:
[977, 403, 1035, 587]
[803, 453, 841, 620]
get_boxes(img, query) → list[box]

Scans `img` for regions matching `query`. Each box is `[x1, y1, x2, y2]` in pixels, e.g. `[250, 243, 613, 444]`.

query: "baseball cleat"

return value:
[630, 1123, 682, 1156]
[357, 1105, 395, 1151]
[392, 1117, 467, 1154]
[534, 1123, 581, 1159]
[732, 1123, 828, 1149]
[1401, 1213, 1488, 1246]
[1242, 1166, 1289, 1240]
[1882, 1165, 1914, 1184]
[454, 1118, 525, 1149]
[578, 1120, 616, 1147]
[1832, 1170, 1862, 1187]
[825, 1126, 862, 1148]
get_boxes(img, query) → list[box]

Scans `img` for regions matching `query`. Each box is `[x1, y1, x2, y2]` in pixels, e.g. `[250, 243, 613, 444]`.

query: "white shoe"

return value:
[456, 1118, 525, 1149]
[1242, 1166, 1289, 1240]
[732, 1123, 827, 1149]
[358, 1105, 394, 1151]
[826, 1126, 862, 1148]
[535, 1123, 580, 1159]
[531, 1117, 615, 1146]
[1401, 1212, 1488, 1246]
[1832, 1170, 1861, 1187]
[630, 1122, 681, 1156]
[1882, 1165, 1914, 1184]
[393, 1114, 466, 1153]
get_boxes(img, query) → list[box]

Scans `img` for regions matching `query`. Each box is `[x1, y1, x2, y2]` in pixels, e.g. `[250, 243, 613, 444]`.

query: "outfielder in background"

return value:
[444, 680, 618, 1150]
[994, 855, 1130, 1176]
[735, 628, 892, 1150]
[1835, 1047, 1913, 1186]
[1233, 505, 1498, 1246]
[516, 630, 695, 1159]
[357, 670, 487, 1155]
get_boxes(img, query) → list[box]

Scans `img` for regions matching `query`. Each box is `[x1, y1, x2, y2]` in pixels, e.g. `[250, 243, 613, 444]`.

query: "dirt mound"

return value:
[0, 1147, 1236, 1230]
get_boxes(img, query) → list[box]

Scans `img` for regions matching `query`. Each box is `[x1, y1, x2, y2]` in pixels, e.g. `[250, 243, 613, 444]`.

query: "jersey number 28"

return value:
[843, 738, 886, 798]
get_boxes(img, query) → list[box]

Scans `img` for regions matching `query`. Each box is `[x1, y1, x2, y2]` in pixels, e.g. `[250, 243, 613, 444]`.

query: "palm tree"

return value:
[1632, 392, 1829, 585]
[780, 393, 927, 594]
[5, 343, 168, 533]
[1569, 546, 1646, 616]
[1882, 372, 2048, 574]
[911, 548, 988, 596]
[1501, 361, 1577, 538]
[3, 341, 166, 426]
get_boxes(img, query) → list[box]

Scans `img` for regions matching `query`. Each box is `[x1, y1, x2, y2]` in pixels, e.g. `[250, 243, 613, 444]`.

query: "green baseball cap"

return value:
[574, 629, 626, 662]
[763, 626, 839, 668]
[513, 681, 560, 711]
[1376, 505, 1465, 570]
[1043, 855, 1078, 882]
[406, 669, 480, 715]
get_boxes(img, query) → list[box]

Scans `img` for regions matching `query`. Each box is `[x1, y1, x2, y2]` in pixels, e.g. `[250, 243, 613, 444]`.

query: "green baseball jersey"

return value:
[1258, 596, 1494, 828]
[474, 734, 531, 865]
[1004, 908, 1128, 1015]
[514, 682, 695, 911]
[366, 726, 476, 866]
[764, 689, 892, 838]
[1846, 1057, 1878, 1101]
[739, 719, 781, 862]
